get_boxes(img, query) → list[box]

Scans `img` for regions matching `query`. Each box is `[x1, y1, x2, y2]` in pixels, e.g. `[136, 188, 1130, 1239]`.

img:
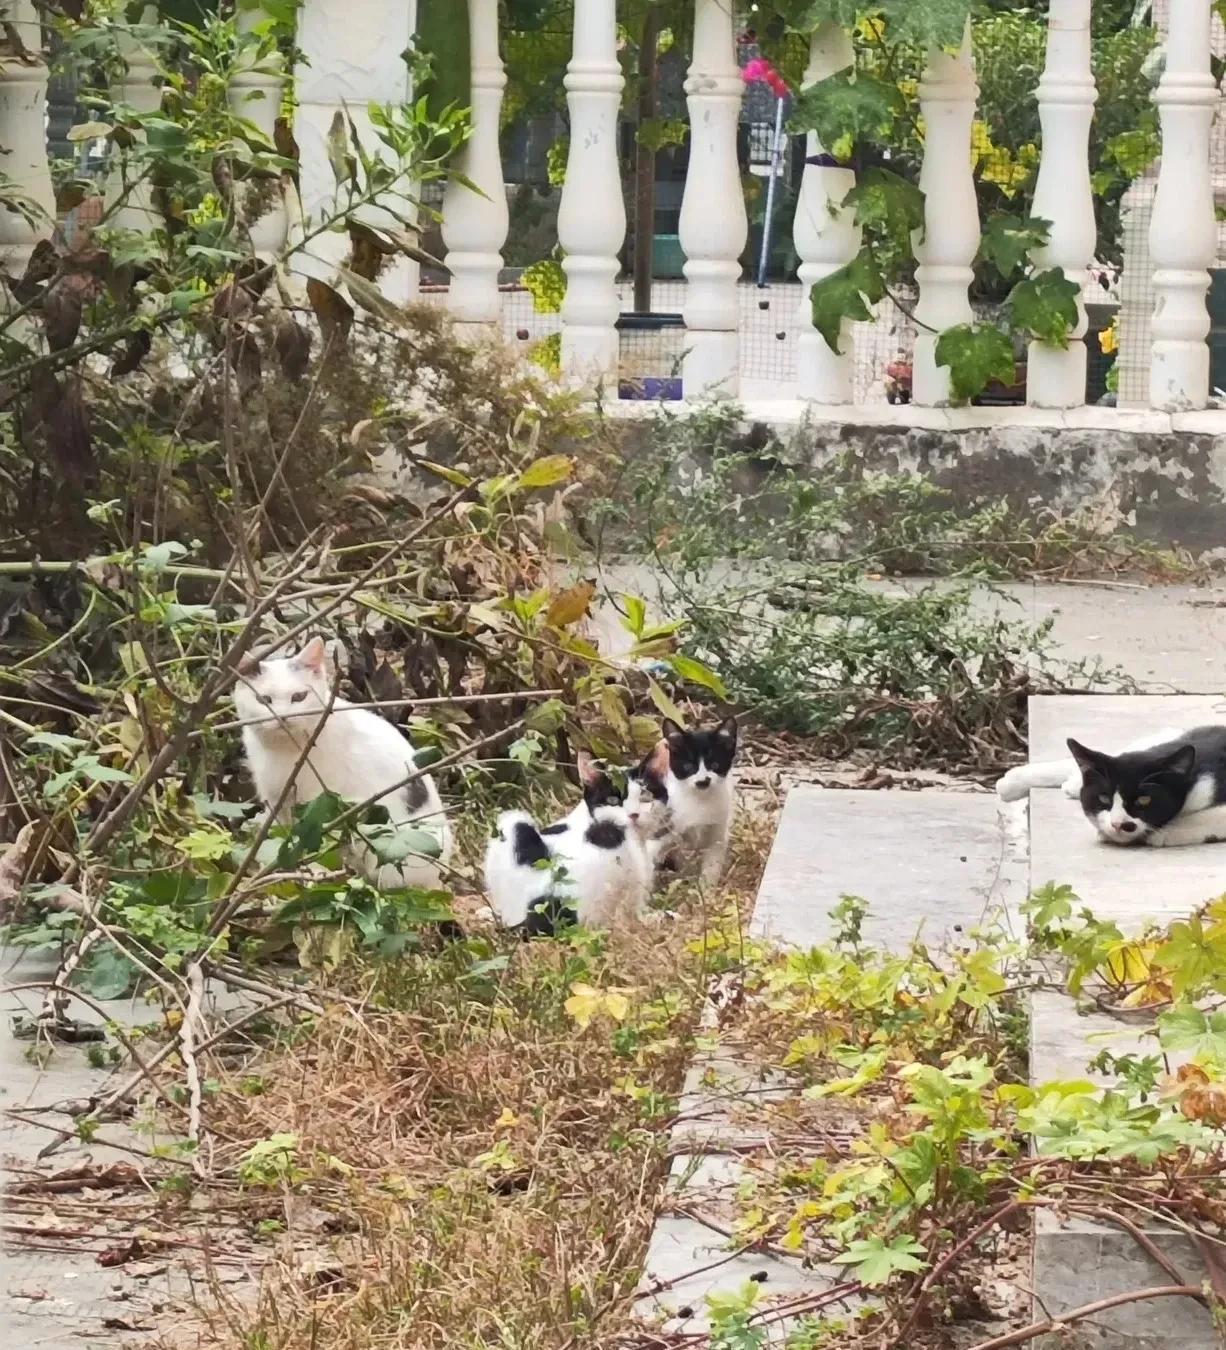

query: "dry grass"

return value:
[182, 812, 776, 1350]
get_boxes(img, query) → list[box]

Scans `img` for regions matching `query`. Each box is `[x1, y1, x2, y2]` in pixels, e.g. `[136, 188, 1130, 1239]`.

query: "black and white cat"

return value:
[481, 742, 670, 933]
[235, 637, 452, 887]
[624, 718, 738, 884]
[997, 724, 1226, 848]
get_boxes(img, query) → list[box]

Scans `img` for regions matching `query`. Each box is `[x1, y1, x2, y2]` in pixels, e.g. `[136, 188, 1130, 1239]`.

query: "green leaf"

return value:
[1008, 268, 1080, 348]
[809, 250, 886, 354]
[832, 1234, 928, 1286]
[516, 455, 574, 489]
[140, 540, 188, 572]
[647, 678, 685, 725]
[665, 653, 728, 699]
[789, 71, 902, 154]
[620, 594, 647, 638]
[978, 213, 1052, 280]
[1106, 127, 1160, 180]
[1158, 1005, 1226, 1066]
[934, 323, 1015, 404]
[878, 0, 973, 50]
[367, 822, 443, 864]
[844, 168, 926, 255]
[780, 0, 861, 30]
[177, 828, 233, 862]
[1155, 917, 1226, 999]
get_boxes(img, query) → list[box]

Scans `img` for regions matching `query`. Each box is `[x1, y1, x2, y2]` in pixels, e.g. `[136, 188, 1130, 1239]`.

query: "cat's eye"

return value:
[290, 691, 308, 704]
[257, 693, 272, 707]
[1098, 795, 1111, 807]
[1136, 794, 1151, 807]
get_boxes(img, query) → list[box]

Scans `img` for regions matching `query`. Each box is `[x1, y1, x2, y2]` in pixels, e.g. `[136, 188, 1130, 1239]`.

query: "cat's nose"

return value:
[695, 778, 711, 789]
[1117, 821, 1138, 834]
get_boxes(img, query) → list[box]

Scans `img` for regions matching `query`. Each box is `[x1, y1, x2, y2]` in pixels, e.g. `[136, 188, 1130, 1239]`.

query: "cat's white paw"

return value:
[473, 905, 499, 924]
[996, 767, 1031, 802]
[1061, 772, 1082, 800]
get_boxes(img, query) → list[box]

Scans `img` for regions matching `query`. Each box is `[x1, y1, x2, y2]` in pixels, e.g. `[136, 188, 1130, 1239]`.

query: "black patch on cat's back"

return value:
[586, 818, 626, 849]
[511, 820, 550, 867]
[541, 822, 568, 836]
[404, 776, 430, 812]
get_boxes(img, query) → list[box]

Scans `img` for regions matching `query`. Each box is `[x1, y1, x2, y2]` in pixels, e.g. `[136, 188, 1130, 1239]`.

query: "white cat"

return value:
[234, 637, 452, 889]
[624, 718, 738, 885]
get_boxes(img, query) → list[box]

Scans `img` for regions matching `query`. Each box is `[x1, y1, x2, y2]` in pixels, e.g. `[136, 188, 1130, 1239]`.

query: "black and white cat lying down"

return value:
[997, 724, 1226, 847]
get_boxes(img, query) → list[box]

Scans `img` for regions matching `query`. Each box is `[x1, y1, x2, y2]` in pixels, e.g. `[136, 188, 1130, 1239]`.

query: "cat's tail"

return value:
[996, 759, 1078, 802]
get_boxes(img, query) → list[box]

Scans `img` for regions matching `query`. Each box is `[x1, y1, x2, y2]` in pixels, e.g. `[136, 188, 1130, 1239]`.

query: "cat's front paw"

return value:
[1061, 772, 1082, 800]
[996, 767, 1031, 802]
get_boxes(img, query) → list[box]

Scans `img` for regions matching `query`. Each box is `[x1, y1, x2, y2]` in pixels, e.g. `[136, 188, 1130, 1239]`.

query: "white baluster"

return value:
[1149, 0, 1217, 410]
[794, 22, 860, 403]
[442, 0, 508, 329]
[108, 6, 162, 234]
[911, 22, 980, 407]
[1028, 0, 1097, 408]
[230, 0, 289, 257]
[678, 0, 748, 399]
[293, 0, 419, 301]
[557, 0, 624, 386]
[0, 0, 54, 288]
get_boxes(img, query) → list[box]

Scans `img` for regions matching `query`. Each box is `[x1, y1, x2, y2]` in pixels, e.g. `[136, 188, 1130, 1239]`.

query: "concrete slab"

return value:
[1027, 693, 1226, 763]
[752, 787, 1025, 949]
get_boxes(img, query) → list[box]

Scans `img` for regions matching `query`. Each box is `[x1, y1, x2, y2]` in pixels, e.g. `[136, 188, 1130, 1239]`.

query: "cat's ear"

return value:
[236, 651, 263, 678]
[661, 718, 685, 741]
[643, 739, 670, 780]
[576, 750, 602, 788]
[1154, 744, 1196, 780]
[1067, 738, 1109, 775]
[715, 716, 738, 748]
[294, 636, 327, 674]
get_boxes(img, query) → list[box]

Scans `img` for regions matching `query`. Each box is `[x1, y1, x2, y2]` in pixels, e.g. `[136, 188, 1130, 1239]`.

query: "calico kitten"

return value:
[235, 637, 452, 888]
[998, 723, 1226, 848]
[625, 717, 738, 883]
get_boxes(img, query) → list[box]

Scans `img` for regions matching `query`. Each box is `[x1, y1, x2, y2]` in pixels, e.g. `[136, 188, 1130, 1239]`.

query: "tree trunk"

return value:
[632, 7, 660, 314]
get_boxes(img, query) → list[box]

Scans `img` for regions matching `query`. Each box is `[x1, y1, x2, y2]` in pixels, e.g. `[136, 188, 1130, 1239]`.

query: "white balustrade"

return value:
[1148, 0, 1217, 410]
[230, 0, 289, 257]
[441, 0, 508, 329]
[911, 23, 980, 407]
[0, 0, 55, 288]
[108, 6, 162, 233]
[293, 0, 418, 300]
[1028, 0, 1097, 408]
[557, 0, 624, 386]
[678, 0, 748, 399]
[793, 22, 860, 403]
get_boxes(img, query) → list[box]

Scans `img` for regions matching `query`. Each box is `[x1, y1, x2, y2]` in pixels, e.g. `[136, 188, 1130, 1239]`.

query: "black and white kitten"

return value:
[481, 743, 669, 933]
[998, 724, 1226, 847]
[624, 718, 738, 883]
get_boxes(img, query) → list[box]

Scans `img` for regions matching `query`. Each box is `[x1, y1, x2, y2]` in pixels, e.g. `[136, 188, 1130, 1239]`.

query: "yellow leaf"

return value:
[780, 1221, 805, 1251]
[603, 992, 630, 1023]
[564, 983, 602, 1029]
[546, 580, 595, 629]
[516, 454, 574, 489]
[495, 1107, 519, 1129]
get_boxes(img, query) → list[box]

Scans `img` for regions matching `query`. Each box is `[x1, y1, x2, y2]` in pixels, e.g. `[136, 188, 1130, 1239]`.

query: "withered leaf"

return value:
[110, 328, 152, 378]
[274, 315, 312, 380]
[306, 276, 353, 346]
[42, 278, 83, 352]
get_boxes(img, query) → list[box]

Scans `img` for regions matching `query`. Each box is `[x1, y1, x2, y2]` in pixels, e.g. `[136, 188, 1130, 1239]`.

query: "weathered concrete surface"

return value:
[638, 787, 1023, 1340]
[1025, 695, 1224, 1348]
[752, 787, 1026, 949]
[606, 402, 1226, 553]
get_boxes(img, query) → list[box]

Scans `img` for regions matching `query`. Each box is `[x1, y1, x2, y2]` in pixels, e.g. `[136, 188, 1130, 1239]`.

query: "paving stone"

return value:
[752, 786, 1026, 950]
[1026, 695, 1222, 1348]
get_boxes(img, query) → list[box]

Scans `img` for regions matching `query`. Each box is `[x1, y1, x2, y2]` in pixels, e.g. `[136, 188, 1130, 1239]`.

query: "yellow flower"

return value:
[1099, 319, 1119, 355]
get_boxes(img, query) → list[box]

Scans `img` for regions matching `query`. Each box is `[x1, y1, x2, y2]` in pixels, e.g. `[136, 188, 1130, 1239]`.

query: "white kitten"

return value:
[482, 774, 659, 935]
[234, 637, 452, 889]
